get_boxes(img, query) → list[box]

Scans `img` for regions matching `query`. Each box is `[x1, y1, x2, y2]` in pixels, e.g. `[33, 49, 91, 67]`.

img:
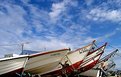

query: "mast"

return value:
[21, 42, 30, 55]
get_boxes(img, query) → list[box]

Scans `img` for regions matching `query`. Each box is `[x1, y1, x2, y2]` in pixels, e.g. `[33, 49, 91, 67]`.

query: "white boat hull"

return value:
[79, 43, 107, 72]
[41, 43, 94, 76]
[0, 55, 28, 76]
[60, 44, 94, 71]
[25, 49, 70, 75]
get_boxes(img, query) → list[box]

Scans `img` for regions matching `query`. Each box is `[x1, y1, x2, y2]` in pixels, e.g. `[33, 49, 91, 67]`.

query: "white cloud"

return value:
[85, 0, 93, 6]
[0, 2, 31, 56]
[49, 0, 78, 23]
[0, 3, 28, 43]
[21, 0, 30, 4]
[0, 1, 109, 54]
[0, 0, 119, 61]
[87, 8, 121, 22]
[23, 38, 72, 52]
[49, 1, 65, 22]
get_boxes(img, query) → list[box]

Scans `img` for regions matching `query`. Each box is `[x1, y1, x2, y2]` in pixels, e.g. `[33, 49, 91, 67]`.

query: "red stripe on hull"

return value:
[41, 60, 83, 76]
[79, 59, 98, 73]
[0, 68, 24, 77]
[79, 44, 106, 73]
[78, 51, 104, 73]
[41, 43, 106, 76]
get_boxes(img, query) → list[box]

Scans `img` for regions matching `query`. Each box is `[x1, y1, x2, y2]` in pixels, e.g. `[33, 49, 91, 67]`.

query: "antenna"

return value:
[21, 42, 30, 54]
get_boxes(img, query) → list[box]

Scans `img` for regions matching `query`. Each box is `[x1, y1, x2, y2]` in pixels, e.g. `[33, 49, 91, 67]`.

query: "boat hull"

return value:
[25, 49, 69, 75]
[0, 55, 28, 76]
[79, 43, 107, 73]
[41, 44, 93, 76]
[79, 56, 99, 72]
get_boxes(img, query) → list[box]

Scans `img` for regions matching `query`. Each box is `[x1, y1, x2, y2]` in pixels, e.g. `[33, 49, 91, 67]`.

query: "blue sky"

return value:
[0, 0, 121, 69]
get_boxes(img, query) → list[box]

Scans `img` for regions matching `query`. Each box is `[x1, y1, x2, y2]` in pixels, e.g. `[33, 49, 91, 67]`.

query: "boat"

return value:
[104, 60, 116, 71]
[0, 55, 28, 77]
[80, 49, 118, 77]
[24, 48, 70, 75]
[81, 61, 116, 77]
[98, 49, 118, 64]
[41, 40, 95, 76]
[92, 49, 118, 71]
[96, 49, 118, 72]
[78, 43, 107, 73]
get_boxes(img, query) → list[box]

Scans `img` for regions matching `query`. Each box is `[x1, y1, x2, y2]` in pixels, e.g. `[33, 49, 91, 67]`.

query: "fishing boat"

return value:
[92, 49, 118, 71]
[24, 48, 70, 75]
[80, 61, 116, 77]
[0, 55, 28, 77]
[98, 49, 118, 64]
[80, 49, 118, 77]
[41, 41, 95, 76]
[104, 61, 116, 71]
[78, 43, 107, 73]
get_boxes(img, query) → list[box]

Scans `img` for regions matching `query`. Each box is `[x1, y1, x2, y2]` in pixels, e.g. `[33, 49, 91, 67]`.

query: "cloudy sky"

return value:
[0, 0, 121, 69]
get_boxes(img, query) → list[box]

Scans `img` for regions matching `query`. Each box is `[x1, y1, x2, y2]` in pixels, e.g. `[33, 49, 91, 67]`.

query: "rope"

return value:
[106, 44, 121, 58]
[108, 45, 117, 50]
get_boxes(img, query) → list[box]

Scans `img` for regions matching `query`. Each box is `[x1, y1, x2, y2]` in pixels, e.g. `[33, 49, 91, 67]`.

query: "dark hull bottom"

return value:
[0, 68, 23, 77]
